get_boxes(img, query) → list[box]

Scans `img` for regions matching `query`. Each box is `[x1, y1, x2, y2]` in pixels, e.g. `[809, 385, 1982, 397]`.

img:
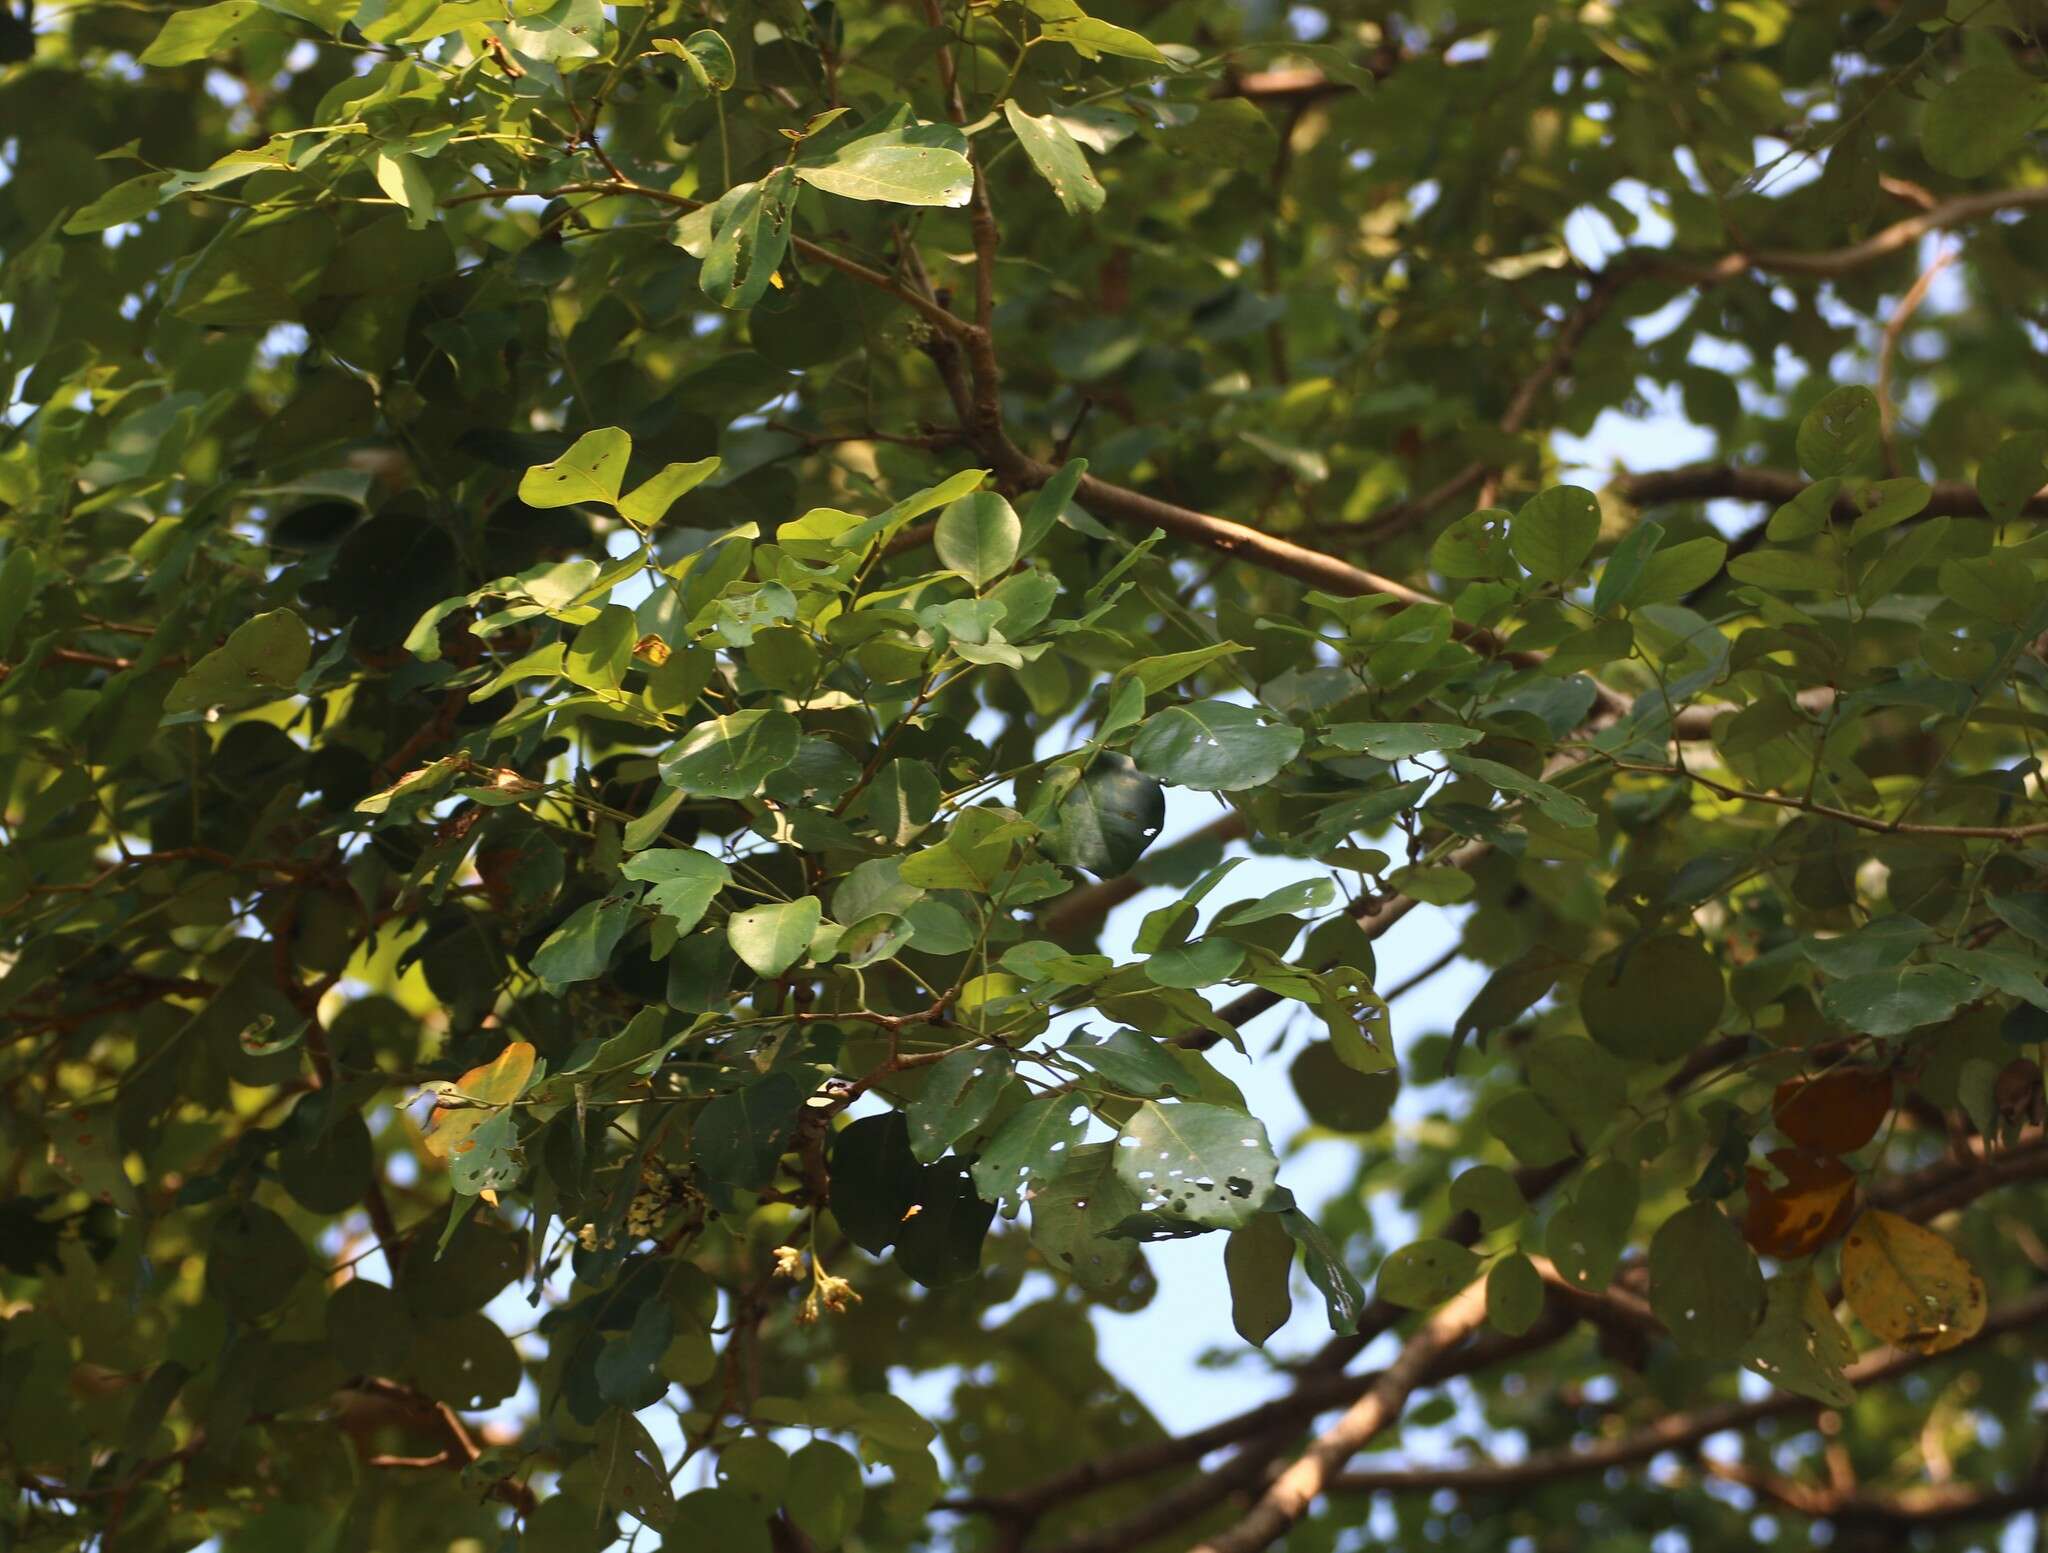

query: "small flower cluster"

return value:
[771, 1244, 860, 1325]
[574, 1158, 701, 1251]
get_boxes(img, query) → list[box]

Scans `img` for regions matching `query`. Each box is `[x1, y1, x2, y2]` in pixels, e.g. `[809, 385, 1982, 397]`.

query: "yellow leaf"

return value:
[1840, 1210, 1986, 1355]
[424, 1041, 537, 1160]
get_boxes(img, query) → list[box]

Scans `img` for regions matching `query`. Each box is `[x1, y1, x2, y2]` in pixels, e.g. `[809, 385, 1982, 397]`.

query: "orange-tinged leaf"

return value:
[1742, 1148, 1857, 1258]
[425, 1041, 537, 1160]
[1773, 1068, 1891, 1155]
[1840, 1209, 1986, 1354]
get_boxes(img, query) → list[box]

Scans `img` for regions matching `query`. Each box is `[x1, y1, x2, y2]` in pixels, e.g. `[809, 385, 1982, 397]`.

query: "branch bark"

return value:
[1323, 1287, 2048, 1499]
[1187, 1279, 1494, 1553]
[1611, 462, 2048, 519]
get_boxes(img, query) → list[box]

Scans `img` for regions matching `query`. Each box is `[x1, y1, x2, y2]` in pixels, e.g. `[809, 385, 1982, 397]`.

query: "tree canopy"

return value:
[6, 0, 2048, 1549]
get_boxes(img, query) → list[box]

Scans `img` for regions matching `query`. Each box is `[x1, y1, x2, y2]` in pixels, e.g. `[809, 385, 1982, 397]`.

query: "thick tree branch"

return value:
[1611, 462, 2048, 519]
[1187, 1279, 1494, 1553]
[1323, 1287, 2048, 1499]
[1704, 1458, 2048, 1527]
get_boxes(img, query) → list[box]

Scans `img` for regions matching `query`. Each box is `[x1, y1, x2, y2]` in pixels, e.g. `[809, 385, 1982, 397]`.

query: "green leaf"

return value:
[893, 1159, 996, 1287]
[1443, 753, 1594, 828]
[908, 1047, 1013, 1163]
[620, 457, 721, 526]
[1940, 554, 2036, 624]
[1322, 721, 1480, 759]
[1032, 4, 1173, 64]
[1509, 485, 1600, 583]
[1116, 642, 1247, 695]
[588, 1408, 673, 1525]
[702, 169, 799, 309]
[1796, 386, 1880, 478]
[696, 1071, 800, 1193]
[531, 896, 637, 987]
[371, 147, 434, 230]
[1988, 891, 2048, 945]
[1741, 1271, 1856, 1407]
[1625, 535, 1728, 606]
[596, 1297, 674, 1411]
[1486, 1252, 1545, 1337]
[971, 1093, 1090, 1206]
[1819, 965, 1976, 1037]
[934, 490, 1021, 586]
[671, 1490, 770, 1553]
[1486, 1091, 1574, 1166]
[63, 173, 173, 235]
[138, 0, 276, 64]
[726, 896, 822, 977]
[1977, 431, 2048, 522]
[1544, 1161, 1637, 1292]
[900, 808, 1018, 891]
[1144, 936, 1244, 989]
[497, 0, 604, 59]
[1062, 1027, 1192, 1097]
[1844, 477, 1931, 544]
[163, 608, 311, 715]
[1005, 101, 1106, 214]
[564, 603, 636, 691]
[1029, 1143, 1139, 1292]
[1224, 1211, 1294, 1345]
[1593, 523, 1664, 613]
[518, 426, 632, 509]
[1727, 548, 1839, 594]
[1376, 1239, 1481, 1309]
[660, 709, 803, 798]
[829, 1114, 921, 1254]
[1581, 935, 1725, 1060]
[794, 124, 972, 207]
[620, 848, 731, 932]
[1046, 757, 1165, 877]
[1922, 66, 2048, 177]
[1649, 1202, 1764, 1359]
[207, 1201, 309, 1317]
[1111, 1101, 1278, 1232]
[1450, 1165, 1526, 1232]
[1277, 1202, 1364, 1334]
[1765, 478, 1841, 542]
[786, 1441, 864, 1549]
[1131, 701, 1303, 791]
[653, 28, 735, 93]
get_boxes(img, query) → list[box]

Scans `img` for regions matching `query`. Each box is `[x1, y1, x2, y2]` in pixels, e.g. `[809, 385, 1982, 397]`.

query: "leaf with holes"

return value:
[1005, 102, 1106, 215]
[1841, 1210, 1986, 1355]
[907, 1047, 1014, 1164]
[969, 1092, 1089, 1207]
[1742, 1270, 1856, 1407]
[1111, 1101, 1277, 1232]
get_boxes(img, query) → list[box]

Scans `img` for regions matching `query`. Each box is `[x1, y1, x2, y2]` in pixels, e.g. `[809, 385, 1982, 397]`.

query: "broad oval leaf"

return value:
[1131, 701, 1304, 791]
[660, 709, 803, 798]
[1112, 1101, 1278, 1232]
[1840, 1210, 1987, 1355]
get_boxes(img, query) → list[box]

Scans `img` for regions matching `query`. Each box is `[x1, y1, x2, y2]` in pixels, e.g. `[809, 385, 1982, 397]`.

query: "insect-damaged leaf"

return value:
[1110, 1101, 1278, 1233]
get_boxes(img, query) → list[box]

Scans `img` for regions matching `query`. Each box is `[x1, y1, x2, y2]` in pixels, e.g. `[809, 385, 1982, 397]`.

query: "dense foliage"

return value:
[6, 0, 2048, 1548]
